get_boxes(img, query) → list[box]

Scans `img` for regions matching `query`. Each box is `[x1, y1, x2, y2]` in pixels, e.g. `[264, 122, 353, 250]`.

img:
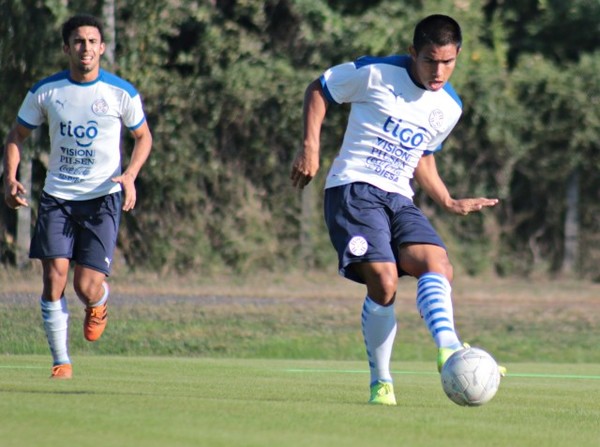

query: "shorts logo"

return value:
[348, 236, 368, 256]
[92, 99, 109, 115]
[429, 109, 444, 130]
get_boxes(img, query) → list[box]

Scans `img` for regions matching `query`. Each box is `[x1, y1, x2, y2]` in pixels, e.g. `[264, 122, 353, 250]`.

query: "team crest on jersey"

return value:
[92, 99, 109, 115]
[348, 236, 368, 256]
[429, 109, 444, 130]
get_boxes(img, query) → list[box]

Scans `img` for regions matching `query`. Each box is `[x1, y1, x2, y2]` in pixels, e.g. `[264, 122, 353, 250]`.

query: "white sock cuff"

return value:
[418, 272, 451, 293]
[363, 296, 395, 316]
[40, 296, 68, 311]
[91, 282, 109, 307]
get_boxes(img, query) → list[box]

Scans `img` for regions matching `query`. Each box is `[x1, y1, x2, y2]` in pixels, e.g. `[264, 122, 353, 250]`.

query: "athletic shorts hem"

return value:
[29, 253, 72, 260]
[76, 261, 111, 277]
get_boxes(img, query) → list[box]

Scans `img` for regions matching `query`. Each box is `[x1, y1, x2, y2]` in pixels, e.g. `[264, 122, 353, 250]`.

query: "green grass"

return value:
[1, 273, 599, 446]
[1, 356, 599, 447]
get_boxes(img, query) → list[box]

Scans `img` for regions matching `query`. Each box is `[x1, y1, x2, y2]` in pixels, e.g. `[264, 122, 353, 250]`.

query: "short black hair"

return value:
[413, 14, 462, 53]
[61, 14, 104, 45]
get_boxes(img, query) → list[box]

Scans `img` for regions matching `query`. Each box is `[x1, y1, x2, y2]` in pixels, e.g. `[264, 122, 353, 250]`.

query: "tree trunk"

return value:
[15, 132, 35, 267]
[561, 167, 580, 275]
[300, 183, 315, 269]
[102, 0, 116, 68]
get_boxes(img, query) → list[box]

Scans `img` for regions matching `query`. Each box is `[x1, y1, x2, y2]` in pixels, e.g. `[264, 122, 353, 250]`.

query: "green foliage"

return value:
[486, 0, 600, 66]
[0, 0, 62, 138]
[1, 0, 599, 277]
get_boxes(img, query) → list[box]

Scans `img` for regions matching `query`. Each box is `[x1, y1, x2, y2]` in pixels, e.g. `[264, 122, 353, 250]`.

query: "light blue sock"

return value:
[40, 297, 70, 366]
[416, 273, 461, 349]
[361, 296, 397, 385]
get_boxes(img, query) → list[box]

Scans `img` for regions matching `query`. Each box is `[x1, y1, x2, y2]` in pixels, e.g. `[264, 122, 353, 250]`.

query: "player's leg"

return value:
[399, 243, 507, 376]
[352, 262, 398, 381]
[399, 243, 463, 370]
[40, 258, 72, 379]
[30, 192, 76, 378]
[351, 262, 398, 405]
[324, 184, 399, 405]
[73, 266, 108, 306]
[74, 266, 109, 342]
[389, 197, 464, 371]
[71, 192, 121, 342]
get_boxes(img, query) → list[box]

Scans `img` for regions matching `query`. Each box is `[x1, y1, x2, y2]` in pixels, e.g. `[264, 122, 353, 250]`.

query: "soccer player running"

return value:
[291, 14, 503, 405]
[3, 14, 152, 379]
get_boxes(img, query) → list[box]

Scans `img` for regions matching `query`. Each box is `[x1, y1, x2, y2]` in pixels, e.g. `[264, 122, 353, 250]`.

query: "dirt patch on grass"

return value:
[2, 267, 598, 327]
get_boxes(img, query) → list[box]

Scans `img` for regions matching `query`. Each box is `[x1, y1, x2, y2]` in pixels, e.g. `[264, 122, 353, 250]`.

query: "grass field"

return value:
[1, 269, 599, 446]
[1, 356, 599, 447]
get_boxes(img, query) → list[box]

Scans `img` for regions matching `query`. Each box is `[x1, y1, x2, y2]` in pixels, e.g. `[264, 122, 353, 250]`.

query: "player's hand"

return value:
[290, 150, 319, 189]
[3, 180, 29, 209]
[111, 172, 137, 211]
[448, 197, 499, 216]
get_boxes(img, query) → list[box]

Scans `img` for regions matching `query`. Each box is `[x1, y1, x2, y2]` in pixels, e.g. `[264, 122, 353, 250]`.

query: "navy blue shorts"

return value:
[29, 191, 122, 275]
[324, 182, 446, 283]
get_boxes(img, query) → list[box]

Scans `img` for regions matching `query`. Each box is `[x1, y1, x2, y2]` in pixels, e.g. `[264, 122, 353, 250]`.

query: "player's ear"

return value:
[409, 45, 417, 60]
[63, 44, 70, 55]
[99, 41, 106, 55]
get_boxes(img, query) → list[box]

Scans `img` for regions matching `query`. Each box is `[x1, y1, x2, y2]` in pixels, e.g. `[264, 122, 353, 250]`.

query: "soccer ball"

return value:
[440, 347, 500, 406]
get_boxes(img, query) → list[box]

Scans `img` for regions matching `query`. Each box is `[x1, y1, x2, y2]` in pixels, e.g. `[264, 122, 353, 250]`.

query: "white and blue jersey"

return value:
[321, 55, 462, 199]
[17, 69, 147, 201]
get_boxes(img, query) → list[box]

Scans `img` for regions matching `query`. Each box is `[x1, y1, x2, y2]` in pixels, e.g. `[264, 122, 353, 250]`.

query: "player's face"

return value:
[409, 44, 460, 92]
[64, 26, 105, 81]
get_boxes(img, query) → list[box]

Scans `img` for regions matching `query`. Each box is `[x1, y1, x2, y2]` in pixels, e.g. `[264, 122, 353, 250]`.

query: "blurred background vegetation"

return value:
[1, 0, 599, 279]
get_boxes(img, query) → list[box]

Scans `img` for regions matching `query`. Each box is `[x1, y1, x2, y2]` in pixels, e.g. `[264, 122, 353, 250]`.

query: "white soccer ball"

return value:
[440, 347, 501, 406]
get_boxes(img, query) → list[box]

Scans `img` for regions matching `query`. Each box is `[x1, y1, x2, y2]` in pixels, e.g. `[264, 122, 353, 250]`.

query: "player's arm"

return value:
[290, 79, 328, 189]
[3, 123, 32, 209]
[414, 153, 498, 215]
[112, 120, 152, 212]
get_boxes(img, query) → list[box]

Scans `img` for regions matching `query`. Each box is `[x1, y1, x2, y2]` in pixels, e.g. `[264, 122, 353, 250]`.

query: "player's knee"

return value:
[73, 280, 103, 304]
[443, 258, 454, 282]
[367, 271, 398, 305]
[439, 258, 454, 282]
[44, 268, 68, 285]
[42, 268, 69, 300]
[426, 256, 453, 282]
[73, 282, 90, 302]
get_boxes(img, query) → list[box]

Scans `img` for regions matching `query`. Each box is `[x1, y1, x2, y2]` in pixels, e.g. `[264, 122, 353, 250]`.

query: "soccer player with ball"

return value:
[3, 14, 152, 379]
[291, 14, 504, 405]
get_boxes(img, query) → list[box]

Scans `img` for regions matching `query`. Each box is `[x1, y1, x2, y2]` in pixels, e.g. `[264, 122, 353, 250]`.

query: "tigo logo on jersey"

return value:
[60, 120, 99, 148]
[382, 116, 425, 149]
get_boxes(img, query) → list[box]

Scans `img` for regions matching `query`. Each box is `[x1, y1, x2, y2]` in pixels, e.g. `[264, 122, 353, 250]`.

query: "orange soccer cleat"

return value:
[83, 302, 108, 342]
[50, 363, 72, 379]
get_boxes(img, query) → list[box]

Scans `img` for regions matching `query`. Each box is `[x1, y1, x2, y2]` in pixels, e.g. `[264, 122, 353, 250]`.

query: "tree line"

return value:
[1, 0, 599, 279]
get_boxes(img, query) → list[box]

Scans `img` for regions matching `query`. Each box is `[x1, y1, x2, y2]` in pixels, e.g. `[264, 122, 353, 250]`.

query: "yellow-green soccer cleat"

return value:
[437, 343, 507, 377]
[368, 381, 397, 406]
[437, 343, 470, 373]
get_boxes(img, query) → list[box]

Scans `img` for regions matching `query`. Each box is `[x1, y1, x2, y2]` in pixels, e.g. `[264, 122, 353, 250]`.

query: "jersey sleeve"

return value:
[16, 90, 46, 129]
[320, 61, 371, 105]
[423, 144, 442, 156]
[121, 92, 146, 131]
